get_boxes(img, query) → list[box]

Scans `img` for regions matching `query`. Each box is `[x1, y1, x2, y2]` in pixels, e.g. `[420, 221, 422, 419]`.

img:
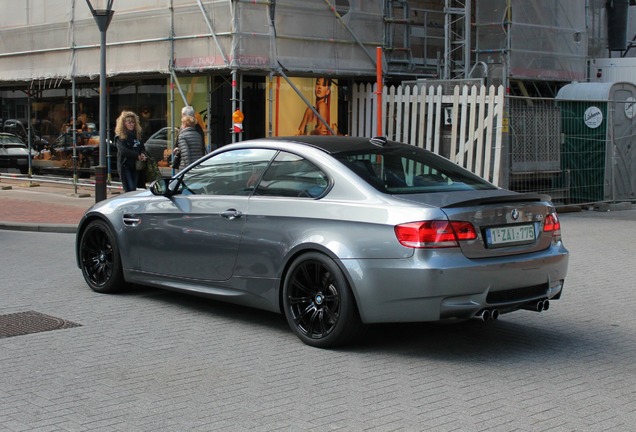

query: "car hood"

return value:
[84, 189, 153, 214]
[0, 148, 30, 157]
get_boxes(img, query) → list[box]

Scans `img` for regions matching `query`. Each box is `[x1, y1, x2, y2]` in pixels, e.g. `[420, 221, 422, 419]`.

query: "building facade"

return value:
[0, 0, 631, 181]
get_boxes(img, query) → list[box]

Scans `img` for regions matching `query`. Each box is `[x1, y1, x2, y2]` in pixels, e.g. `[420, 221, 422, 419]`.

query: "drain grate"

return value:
[0, 311, 81, 338]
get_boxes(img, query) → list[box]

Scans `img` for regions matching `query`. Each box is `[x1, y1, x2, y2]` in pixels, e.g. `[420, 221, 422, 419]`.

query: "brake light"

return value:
[395, 220, 477, 248]
[543, 212, 562, 241]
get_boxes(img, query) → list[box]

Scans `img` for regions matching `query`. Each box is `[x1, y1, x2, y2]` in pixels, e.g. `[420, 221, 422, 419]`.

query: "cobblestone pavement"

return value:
[1, 174, 636, 431]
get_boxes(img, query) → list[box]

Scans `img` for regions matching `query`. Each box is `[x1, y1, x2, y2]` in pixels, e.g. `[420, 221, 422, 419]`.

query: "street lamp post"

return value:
[86, 0, 114, 203]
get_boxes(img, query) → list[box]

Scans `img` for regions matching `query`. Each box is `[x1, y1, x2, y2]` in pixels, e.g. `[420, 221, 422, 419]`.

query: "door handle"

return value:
[221, 209, 242, 220]
[123, 215, 141, 226]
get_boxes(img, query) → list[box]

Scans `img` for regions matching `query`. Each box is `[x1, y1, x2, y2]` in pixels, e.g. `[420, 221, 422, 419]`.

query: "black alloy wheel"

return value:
[283, 252, 363, 348]
[79, 219, 126, 294]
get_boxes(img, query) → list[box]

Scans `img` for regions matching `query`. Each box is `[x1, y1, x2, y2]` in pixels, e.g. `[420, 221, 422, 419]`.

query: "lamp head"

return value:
[86, 0, 114, 31]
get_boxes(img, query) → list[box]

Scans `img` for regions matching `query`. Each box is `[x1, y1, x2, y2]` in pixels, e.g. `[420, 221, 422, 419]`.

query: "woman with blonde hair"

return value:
[115, 110, 147, 192]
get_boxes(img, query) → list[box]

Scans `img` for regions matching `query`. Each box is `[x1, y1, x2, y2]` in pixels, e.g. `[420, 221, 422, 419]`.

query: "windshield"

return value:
[0, 135, 26, 146]
[334, 146, 496, 194]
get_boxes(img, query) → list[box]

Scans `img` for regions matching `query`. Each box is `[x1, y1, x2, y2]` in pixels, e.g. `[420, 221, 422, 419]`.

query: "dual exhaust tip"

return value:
[521, 299, 550, 312]
[474, 299, 550, 322]
[474, 308, 500, 322]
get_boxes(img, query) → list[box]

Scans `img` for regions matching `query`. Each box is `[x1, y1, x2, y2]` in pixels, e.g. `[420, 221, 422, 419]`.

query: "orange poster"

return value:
[266, 76, 339, 137]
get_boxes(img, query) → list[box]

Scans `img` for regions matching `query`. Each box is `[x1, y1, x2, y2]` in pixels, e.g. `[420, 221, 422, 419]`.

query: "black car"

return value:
[144, 126, 179, 163]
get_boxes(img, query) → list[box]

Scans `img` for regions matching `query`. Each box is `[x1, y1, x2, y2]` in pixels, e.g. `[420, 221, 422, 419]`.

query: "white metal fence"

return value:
[350, 83, 505, 186]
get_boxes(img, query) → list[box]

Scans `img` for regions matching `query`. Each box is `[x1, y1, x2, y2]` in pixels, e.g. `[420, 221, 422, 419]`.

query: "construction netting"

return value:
[0, 0, 384, 82]
[475, 0, 590, 82]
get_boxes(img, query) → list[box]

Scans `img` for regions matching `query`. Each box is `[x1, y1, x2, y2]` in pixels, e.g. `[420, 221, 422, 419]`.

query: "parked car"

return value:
[0, 118, 48, 151]
[144, 126, 179, 164]
[76, 136, 569, 348]
[0, 132, 33, 174]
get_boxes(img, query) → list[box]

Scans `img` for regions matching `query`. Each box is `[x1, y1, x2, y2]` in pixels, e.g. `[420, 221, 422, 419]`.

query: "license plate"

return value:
[486, 224, 535, 246]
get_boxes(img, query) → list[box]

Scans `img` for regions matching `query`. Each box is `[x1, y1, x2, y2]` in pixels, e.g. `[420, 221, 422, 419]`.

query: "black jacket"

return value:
[116, 132, 145, 172]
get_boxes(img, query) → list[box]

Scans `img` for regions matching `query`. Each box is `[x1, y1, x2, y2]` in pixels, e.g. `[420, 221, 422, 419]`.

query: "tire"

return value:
[282, 252, 364, 348]
[79, 219, 127, 294]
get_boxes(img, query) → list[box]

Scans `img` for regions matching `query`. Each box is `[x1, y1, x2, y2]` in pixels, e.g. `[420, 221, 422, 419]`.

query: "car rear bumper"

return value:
[341, 243, 569, 323]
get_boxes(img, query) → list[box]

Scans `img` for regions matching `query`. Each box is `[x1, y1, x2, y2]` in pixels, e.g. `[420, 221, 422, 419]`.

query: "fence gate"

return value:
[350, 83, 505, 186]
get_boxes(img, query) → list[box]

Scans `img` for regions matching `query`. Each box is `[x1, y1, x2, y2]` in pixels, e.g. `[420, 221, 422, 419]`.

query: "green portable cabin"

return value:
[556, 82, 636, 203]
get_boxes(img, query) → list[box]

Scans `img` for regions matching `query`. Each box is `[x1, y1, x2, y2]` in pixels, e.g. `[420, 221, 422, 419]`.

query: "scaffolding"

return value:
[443, 0, 471, 79]
[0, 1, 480, 85]
[474, 0, 589, 91]
[0, 1, 387, 81]
[0, 1, 615, 88]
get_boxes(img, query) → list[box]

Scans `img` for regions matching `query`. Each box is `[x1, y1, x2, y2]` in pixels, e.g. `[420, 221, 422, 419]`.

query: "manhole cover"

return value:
[0, 311, 81, 338]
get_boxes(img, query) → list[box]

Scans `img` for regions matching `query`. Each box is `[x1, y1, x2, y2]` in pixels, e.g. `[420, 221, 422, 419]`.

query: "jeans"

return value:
[120, 166, 139, 192]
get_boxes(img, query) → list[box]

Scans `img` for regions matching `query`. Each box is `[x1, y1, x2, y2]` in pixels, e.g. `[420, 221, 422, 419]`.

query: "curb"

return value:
[0, 221, 77, 234]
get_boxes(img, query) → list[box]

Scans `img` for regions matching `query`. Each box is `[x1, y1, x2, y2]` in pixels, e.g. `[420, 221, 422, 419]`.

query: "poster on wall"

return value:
[266, 76, 339, 137]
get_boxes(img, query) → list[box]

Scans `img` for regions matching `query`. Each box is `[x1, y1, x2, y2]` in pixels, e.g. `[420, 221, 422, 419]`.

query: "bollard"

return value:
[94, 165, 107, 203]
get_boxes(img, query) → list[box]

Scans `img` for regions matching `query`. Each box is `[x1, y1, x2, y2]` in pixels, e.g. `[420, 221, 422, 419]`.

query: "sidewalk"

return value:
[2, 174, 635, 234]
[0, 175, 122, 233]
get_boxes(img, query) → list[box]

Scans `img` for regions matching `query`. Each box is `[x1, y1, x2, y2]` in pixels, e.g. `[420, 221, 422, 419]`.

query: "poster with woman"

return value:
[266, 76, 339, 137]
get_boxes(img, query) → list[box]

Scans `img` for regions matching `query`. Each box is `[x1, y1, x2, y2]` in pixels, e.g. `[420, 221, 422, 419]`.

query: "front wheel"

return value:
[79, 219, 127, 293]
[282, 252, 364, 348]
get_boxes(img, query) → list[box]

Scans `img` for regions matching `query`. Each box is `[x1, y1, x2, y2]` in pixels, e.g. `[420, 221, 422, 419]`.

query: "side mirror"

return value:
[150, 178, 171, 196]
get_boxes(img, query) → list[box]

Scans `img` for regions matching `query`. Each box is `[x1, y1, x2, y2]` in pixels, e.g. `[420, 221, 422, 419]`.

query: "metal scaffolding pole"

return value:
[86, 0, 114, 203]
[444, 0, 471, 79]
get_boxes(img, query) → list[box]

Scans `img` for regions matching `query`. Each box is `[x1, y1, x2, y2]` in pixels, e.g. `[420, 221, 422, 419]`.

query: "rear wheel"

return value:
[282, 252, 364, 348]
[79, 219, 127, 293]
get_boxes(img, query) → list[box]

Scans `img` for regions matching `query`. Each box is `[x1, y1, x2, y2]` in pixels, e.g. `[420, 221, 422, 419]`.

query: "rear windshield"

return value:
[334, 146, 496, 194]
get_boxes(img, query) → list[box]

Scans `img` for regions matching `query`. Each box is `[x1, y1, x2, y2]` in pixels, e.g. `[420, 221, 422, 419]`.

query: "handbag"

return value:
[135, 159, 147, 171]
[144, 156, 162, 182]
[172, 149, 181, 169]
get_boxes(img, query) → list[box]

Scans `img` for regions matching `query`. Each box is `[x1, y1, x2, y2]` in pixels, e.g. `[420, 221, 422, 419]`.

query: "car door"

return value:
[137, 148, 278, 281]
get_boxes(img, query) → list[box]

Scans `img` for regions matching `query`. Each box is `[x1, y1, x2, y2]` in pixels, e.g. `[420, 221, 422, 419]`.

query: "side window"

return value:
[254, 151, 329, 198]
[179, 148, 277, 196]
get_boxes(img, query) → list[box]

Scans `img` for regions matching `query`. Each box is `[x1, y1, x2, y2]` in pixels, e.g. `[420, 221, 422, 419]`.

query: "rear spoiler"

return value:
[442, 193, 552, 209]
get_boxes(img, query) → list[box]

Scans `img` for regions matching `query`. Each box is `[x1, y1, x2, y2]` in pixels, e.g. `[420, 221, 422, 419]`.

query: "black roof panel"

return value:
[268, 136, 403, 155]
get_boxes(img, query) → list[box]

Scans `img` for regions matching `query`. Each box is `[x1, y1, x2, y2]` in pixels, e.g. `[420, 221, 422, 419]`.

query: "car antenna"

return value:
[370, 136, 387, 146]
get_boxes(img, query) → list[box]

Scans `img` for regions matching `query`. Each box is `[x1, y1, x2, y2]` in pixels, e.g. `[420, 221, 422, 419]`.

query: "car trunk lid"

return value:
[395, 192, 558, 258]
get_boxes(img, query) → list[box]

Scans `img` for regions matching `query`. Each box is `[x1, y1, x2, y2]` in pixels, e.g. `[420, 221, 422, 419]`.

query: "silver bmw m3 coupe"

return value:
[76, 136, 569, 348]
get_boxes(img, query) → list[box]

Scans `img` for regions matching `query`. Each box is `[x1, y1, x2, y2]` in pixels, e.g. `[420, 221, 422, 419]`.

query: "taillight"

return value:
[395, 220, 477, 248]
[543, 212, 562, 241]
